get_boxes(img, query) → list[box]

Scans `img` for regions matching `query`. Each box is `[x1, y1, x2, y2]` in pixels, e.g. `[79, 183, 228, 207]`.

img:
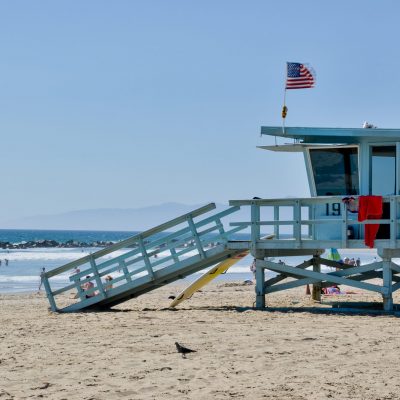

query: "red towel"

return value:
[358, 196, 383, 248]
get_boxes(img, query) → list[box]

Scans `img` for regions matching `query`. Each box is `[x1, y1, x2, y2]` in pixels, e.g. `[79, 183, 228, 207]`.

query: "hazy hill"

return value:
[1, 202, 258, 231]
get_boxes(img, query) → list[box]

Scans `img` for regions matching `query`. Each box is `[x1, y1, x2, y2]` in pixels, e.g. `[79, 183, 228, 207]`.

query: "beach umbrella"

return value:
[327, 248, 341, 261]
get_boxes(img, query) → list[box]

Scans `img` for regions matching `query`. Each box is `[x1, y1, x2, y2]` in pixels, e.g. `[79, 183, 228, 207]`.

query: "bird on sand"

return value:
[175, 342, 196, 358]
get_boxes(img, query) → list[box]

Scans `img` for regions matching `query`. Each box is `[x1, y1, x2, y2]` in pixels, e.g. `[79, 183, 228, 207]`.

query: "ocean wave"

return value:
[0, 275, 69, 283]
[0, 248, 200, 262]
[0, 249, 92, 262]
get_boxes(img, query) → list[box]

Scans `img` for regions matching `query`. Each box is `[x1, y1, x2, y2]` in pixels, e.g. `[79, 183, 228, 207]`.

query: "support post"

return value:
[43, 276, 58, 312]
[138, 236, 155, 280]
[89, 256, 106, 298]
[170, 246, 179, 263]
[382, 257, 393, 311]
[293, 200, 301, 246]
[255, 258, 265, 309]
[274, 206, 279, 239]
[187, 216, 206, 259]
[119, 260, 132, 282]
[312, 255, 321, 301]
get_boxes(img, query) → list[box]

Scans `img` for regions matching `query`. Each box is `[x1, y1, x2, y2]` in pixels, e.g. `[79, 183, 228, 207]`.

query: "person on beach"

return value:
[71, 267, 82, 299]
[38, 267, 46, 292]
[82, 276, 95, 298]
[322, 285, 340, 295]
[4, 259, 8, 266]
[322, 284, 358, 295]
[72, 267, 81, 279]
[104, 275, 113, 291]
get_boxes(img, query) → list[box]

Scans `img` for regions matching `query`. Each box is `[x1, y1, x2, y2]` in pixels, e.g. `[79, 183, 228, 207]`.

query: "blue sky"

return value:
[1, 0, 399, 221]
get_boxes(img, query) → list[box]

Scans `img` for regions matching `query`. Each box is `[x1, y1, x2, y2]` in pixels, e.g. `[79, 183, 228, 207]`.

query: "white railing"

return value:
[229, 196, 399, 250]
[43, 203, 245, 311]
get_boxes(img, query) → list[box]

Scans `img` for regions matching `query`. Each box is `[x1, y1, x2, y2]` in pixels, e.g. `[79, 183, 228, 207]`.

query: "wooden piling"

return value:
[312, 256, 321, 301]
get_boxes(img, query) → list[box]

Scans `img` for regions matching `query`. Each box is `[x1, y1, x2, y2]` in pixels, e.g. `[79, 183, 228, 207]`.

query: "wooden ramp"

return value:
[42, 203, 245, 312]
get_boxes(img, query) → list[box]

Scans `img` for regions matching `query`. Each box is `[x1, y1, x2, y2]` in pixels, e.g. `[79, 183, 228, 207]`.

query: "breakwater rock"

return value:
[0, 238, 222, 250]
[0, 239, 117, 249]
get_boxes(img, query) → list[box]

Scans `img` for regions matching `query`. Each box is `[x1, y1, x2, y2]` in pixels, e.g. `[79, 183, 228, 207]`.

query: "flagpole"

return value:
[281, 62, 288, 136]
[282, 88, 287, 135]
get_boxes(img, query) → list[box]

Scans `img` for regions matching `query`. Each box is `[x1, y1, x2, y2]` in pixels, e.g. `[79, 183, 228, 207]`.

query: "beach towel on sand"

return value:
[358, 196, 383, 248]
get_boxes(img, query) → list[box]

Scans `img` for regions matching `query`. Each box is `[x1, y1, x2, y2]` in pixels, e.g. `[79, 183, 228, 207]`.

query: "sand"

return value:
[1, 282, 400, 400]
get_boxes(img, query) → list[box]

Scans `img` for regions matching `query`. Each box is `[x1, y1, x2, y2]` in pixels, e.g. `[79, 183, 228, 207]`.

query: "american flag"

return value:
[286, 62, 315, 89]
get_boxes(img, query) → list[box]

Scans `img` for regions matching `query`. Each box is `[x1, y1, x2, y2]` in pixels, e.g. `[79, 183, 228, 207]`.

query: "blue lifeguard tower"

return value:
[43, 126, 400, 312]
[230, 125, 400, 311]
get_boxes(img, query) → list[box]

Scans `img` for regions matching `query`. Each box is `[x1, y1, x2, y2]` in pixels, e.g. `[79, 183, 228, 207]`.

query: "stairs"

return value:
[42, 203, 244, 312]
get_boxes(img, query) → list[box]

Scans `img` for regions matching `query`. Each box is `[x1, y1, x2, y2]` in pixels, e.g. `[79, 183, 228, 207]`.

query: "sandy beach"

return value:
[2, 282, 400, 400]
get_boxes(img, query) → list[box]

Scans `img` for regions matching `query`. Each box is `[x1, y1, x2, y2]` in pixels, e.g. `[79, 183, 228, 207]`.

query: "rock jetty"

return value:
[0, 239, 117, 250]
[0, 238, 221, 250]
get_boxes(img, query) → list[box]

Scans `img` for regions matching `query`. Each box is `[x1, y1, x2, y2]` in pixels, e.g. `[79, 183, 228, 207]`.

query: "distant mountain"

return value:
[1, 201, 294, 232]
[0, 202, 249, 231]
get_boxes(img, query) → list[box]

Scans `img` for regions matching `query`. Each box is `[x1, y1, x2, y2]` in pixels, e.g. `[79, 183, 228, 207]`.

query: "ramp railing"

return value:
[43, 203, 244, 312]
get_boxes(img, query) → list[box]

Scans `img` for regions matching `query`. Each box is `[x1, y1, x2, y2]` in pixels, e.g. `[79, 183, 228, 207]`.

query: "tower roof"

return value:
[261, 126, 400, 144]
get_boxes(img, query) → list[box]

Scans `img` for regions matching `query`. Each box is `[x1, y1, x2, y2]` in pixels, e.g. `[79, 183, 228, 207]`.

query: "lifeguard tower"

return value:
[42, 125, 400, 312]
[228, 125, 400, 311]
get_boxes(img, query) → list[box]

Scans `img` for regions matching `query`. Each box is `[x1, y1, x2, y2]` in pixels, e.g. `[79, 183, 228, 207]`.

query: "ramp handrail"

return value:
[45, 203, 216, 278]
[43, 203, 244, 311]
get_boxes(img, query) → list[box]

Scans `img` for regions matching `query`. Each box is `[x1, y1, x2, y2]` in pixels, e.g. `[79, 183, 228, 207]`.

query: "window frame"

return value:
[305, 145, 360, 197]
[368, 142, 399, 195]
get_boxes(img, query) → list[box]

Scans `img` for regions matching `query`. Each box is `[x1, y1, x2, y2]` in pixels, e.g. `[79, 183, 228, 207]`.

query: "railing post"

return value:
[390, 196, 397, 248]
[76, 279, 86, 302]
[274, 206, 279, 239]
[215, 217, 225, 235]
[293, 200, 301, 247]
[251, 202, 261, 250]
[310, 204, 316, 240]
[187, 216, 206, 259]
[170, 247, 179, 263]
[341, 201, 348, 248]
[307, 205, 312, 239]
[119, 260, 132, 282]
[138, 236, 155, 280]
[43, 276, 58, 312]
[89, 256, 106, 298]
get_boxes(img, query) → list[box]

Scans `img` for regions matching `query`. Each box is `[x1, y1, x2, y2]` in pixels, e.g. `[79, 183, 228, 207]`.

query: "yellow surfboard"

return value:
[169, 251, 249, 308]
[169, 234, 274, 308]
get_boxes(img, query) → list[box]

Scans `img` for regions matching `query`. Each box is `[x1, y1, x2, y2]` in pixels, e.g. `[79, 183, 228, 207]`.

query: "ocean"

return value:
[0, 228, 138, 244]
[0, 229, 380, 294]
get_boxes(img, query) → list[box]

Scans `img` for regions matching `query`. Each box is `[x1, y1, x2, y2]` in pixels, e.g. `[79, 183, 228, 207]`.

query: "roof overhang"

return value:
[257, 143, 357, 152]
[261, 126, 400, 144]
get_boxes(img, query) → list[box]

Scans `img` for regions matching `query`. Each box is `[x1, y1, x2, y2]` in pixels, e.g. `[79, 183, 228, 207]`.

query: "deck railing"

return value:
[229, 196, 399, 250]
